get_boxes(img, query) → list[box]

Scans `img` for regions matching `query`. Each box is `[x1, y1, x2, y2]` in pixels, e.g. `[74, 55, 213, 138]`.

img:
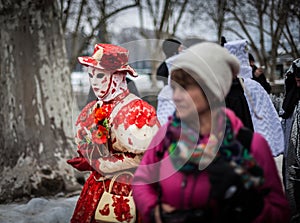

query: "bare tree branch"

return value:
[61, 0, 71, 31]
[158, 0, 170, 35]
[67, 0, 139, 71]
[171, 0, 189, 36]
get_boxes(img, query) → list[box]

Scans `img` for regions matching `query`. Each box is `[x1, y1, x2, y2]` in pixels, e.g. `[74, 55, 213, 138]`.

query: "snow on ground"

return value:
[0, 195, 79, 223]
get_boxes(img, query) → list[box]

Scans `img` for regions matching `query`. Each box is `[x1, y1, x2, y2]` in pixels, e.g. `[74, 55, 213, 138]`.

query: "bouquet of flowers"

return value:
[75, 102, 114, 164]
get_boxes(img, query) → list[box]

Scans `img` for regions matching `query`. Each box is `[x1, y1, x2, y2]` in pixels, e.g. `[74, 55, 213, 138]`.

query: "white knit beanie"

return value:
[170, 42, 240, 102]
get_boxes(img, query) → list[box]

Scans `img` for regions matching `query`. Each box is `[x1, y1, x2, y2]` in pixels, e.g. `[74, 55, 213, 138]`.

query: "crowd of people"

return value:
[66, 38, 300, 223]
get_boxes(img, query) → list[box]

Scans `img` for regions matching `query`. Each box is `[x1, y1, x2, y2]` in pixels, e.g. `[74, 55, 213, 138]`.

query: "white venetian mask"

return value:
[87, 67, 128, 102]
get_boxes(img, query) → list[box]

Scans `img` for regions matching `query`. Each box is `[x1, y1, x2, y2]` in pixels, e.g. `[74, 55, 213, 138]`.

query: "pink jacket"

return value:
[132, 109, 290, 223]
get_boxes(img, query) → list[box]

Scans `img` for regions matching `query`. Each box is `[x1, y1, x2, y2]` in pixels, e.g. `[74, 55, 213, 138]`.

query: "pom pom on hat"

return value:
[170, 42, 240, 102]
[78, 43, 137, 77]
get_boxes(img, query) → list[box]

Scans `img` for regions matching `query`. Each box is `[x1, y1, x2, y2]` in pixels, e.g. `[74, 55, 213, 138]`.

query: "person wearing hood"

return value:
[67, 43, 160, 223]
[224, 40, 284, 157]
[221, 37, 254, 131]
[132, 42, 290, 223]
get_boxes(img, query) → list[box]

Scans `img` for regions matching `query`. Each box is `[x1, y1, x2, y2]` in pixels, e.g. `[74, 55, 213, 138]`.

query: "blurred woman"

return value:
[132, 42, 290, 223]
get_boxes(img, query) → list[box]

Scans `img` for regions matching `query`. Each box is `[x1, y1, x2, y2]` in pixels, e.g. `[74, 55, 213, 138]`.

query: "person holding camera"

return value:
[132, 42, 290, 223]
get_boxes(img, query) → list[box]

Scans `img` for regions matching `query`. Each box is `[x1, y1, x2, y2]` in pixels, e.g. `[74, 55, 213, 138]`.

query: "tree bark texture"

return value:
[0, 0, 79, 203]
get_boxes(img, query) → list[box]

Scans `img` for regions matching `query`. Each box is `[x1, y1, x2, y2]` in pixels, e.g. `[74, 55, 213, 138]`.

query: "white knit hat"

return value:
[170, 42, 240, 102]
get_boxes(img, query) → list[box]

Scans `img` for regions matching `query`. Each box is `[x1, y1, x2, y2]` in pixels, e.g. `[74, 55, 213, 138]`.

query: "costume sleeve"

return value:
[251, 133, 290, 222]
[110, 99, 160, 154]
[67, 150, 93, 171]
[132, 124, 168, 223]
[93, 152, 143, 174]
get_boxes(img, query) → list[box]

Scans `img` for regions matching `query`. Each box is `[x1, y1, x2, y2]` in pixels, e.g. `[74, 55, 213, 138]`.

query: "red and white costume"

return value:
[67, 44, 160, 222]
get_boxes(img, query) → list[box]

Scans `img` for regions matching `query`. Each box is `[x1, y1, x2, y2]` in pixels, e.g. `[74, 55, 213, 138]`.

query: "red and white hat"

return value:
[78, 43, 138, 77]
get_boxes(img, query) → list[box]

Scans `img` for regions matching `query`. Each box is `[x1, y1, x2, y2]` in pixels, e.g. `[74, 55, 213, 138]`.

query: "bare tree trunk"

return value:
[216, 0, 227, 43]
[0, 0, 79, 203]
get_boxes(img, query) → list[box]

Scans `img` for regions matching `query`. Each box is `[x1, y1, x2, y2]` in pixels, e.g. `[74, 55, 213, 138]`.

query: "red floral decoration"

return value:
[112, 195, 133, 222]
[92, 125, 108, 144]
[96, 44, 129, 71]
[100, 52, 128, 71]
[94, 105, 108, 122]
[99, 203, 110, 216]
[75, 102, 114, 148]
[74, 101, 117, 171]
[93, 104, 113, 144]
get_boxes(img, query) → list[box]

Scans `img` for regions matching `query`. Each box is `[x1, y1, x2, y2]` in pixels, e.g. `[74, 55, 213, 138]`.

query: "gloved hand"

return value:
[207, 156, 266, 223]
[67, 150, 93, 171]
[218, 186, 266, 223]
[207, 156, 242, 200]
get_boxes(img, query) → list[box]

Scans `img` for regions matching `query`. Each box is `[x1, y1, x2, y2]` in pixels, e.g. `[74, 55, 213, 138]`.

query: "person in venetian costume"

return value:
[224, 40, 284, 157]
[67, 43, 160, 223]
[132, 42, 290, 223]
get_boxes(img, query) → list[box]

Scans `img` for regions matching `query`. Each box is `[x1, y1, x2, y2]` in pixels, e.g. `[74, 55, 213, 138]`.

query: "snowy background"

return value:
[0, 195, 79, 223]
